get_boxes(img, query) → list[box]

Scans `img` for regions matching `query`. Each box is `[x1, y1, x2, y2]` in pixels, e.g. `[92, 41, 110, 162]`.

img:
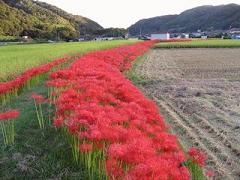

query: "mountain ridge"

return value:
[128, 4, 240, 35]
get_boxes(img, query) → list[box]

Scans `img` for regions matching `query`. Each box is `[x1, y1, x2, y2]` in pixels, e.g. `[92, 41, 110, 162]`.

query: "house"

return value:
[21, 36, 32, 42]
[150, 33, 170, 40]
[22, 36, 29, 39]
[180, 33, 190, 39]
[169, 33, 188, 39]
[229, 29, 240, 39]
[94, 37, 115, 41]
[201, 35, 208, 39]
[233, 35, 240, 39]
[125, 33, 129, 39]
[191, 33, 202, 38]
[139, 35, 151, 40]
[77, 38, 85, 42]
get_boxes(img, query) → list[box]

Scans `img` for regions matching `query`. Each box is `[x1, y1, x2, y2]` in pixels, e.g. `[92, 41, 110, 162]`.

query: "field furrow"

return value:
[150, 94, 232, 179]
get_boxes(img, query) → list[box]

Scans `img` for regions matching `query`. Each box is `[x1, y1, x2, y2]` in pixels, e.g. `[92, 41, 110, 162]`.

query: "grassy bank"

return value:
[0, 40, 138, 81]
[154, 39, 240, 49]
[0, 83, 91, 179]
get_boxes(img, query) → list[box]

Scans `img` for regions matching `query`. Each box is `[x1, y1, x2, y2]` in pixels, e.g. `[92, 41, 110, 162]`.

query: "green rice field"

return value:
[0, 40, 137, 81]
[154, 39, 240, 49]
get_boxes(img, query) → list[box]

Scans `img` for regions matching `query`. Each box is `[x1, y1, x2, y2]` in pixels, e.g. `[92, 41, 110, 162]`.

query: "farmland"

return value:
[133, 48, 240, 179]
[1, 39, 231, 179]
[154, 39, 240, 48]
[0, 40, 137, 81]
[2, 0, 240, 179]
[1, 41, 206, 179]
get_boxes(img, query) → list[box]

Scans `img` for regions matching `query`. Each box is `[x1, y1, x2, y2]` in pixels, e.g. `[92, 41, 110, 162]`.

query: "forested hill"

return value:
[128, 4, 240, 35]
[0, 0, 103, 39]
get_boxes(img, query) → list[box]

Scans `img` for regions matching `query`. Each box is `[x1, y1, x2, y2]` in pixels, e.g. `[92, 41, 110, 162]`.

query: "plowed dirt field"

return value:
[135, 49, 240, 179]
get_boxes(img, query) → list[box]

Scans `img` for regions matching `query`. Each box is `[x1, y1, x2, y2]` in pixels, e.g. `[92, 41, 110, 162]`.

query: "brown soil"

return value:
[135, 49, 240, 179]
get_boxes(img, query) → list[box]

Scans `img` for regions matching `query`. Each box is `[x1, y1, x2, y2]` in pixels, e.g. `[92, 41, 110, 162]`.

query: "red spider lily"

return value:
[106, 159, 125, 179]
[53, 116, 64, 127]
[0, 58, 69, 99]
[31, 92, 46, 129]
[125, 157, 190, 180]
[188, 147, 207, 167]
[0, 110, 20, 121]
[0, 109, 19, 146]
[205, 170, 215, 177]
[79, 143, 93, 153]
[47, 41, 191, 179]
[31, 93, 45, 104]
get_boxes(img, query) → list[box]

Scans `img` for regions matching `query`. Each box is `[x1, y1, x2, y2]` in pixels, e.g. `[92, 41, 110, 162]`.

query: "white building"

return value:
[151, 33, 170, 40]
[182, 33, 190, 39]
[201, 36, 208, 39]
[95, 37, 114, 41]
[22, 36, 29, 39]
[236, 35, 240, 39]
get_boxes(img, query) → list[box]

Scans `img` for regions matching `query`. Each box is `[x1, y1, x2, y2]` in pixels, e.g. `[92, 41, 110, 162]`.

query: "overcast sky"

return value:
[42, 0, 240, 28]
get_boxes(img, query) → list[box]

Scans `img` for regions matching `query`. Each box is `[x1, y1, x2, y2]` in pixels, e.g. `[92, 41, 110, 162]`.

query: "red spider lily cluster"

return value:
[31, 92, 45, 104]
[47, 41, 191, 179]
[0, 110, 20, 121]
[205, 170, 215, 177]
[31, 93, 47, 129]
[0, 109, 20, 146]
[188, 147, 207, 167]
[0, 58, 69, 102]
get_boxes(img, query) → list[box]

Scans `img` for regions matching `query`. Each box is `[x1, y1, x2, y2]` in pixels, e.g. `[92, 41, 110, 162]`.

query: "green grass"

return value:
[154, 39, 240, 49]
[0, 40, 138, 81]
[124, 53, 150, 86]
[0, 84, 91, 179]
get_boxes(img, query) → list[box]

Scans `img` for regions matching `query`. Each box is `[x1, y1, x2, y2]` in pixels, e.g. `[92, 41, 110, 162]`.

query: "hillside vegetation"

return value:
[0, 0, 102, 39]
[128, 4, 240, 35]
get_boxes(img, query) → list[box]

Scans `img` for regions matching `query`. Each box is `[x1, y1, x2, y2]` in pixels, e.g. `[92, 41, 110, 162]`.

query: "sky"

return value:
[42, 0, 240, 28]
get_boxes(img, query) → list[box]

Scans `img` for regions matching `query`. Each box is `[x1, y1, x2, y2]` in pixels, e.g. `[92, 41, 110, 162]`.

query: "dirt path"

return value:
[135, 49, 240, 179]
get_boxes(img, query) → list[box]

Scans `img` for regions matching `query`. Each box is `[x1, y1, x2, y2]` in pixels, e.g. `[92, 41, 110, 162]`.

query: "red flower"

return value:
[53, 116, 64, 127]
[0, 58, 68, 96]
[106, 159, 124, 179]
[47, 41, 191, 179]
[188, 147, 207, 167]
[79, 143, 93, 153]
[205, 170, 215, 177]
[31, 92, 45, 104]
[0, 110, 20, 121]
